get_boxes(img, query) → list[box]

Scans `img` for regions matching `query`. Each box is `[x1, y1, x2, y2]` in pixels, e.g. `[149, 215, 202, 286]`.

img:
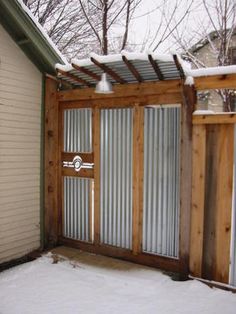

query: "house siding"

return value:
[0, 24, 42, 263]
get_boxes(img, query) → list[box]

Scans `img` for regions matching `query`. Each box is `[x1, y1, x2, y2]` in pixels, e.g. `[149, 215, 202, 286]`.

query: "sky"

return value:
[128, 0, 209, 53]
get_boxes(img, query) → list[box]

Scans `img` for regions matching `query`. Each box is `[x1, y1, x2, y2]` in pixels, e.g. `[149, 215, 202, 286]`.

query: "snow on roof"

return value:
[55, 51, 236, 89]
[186, 65, 236, 77]
[55, 52, 187, 88]
[16, 0, 68, 65]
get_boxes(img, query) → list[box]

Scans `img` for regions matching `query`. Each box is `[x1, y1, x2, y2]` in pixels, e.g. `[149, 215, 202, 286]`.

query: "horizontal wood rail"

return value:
[60, 237, 182, 274]
[57, 80, 182, 102]
[194, 73, 236, 90]
[59, 93, 183, 108]
[193, 113, 236, 125]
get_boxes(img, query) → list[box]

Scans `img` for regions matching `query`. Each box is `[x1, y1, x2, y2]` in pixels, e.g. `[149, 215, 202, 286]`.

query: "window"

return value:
[229, 47, 236, 65]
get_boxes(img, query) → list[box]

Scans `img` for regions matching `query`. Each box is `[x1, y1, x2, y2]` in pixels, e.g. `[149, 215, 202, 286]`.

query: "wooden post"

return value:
[93, 107, 100, 245]
[44, 76, 59, 247]
[132, 105, 144, 255]
[180, 84, 196, 274]
[190, 124, 206, 277]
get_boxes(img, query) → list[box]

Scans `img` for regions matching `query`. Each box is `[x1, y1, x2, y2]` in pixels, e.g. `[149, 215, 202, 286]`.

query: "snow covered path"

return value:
[0, 252, 236, 314]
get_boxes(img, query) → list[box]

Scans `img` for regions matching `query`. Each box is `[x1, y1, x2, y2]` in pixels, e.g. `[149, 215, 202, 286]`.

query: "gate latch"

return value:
[62, 155, 94, 172]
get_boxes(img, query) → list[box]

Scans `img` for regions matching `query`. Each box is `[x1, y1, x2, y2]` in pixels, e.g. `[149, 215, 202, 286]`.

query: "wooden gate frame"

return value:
[44, 76, 195, 275]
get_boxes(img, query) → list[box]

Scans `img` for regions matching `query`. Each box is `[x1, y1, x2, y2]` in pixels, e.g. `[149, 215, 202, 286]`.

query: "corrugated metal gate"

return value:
[60, 104, 181, 267]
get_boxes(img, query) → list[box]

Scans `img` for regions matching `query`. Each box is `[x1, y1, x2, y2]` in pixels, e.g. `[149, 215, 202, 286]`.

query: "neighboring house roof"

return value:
[0, 0, 67, 74]
[189, 29, 236, 54]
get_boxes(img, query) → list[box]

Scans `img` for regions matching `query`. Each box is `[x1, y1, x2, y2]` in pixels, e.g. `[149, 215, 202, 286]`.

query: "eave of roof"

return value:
[0, 0, 67, 74]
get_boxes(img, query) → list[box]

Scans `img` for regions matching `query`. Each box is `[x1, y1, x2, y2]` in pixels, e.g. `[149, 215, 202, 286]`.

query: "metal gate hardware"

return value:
[63, 155, 94, 172]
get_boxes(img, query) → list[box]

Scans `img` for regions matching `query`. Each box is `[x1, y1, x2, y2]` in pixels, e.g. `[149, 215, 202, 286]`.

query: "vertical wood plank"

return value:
[180, 85, 196, 274]
[202, 125, 217, 280]
[214, 124, 234, 283]
[58, 107, 64, 239]
[44, 76, 59, 247]
[190, 124, 206, 277]
[132, 105, 144, 255]
[93, 107, 100, 245]
[203, 124, 234, 283]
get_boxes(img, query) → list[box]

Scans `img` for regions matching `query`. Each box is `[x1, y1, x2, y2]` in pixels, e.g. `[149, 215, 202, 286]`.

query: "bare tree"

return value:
[23, 0, 142, 58]
[78, 0, 142, 55]
[23, 0, 98, 59]
[168, 0, 236, 111]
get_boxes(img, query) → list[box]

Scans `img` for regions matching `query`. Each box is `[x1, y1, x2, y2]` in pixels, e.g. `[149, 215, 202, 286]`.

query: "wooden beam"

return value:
[59, 93, 183, 109]
[60, 237, 181, 273]
[179, 85, 196, 274]
[173, 54, 185, 80]
[148, 54, 164, 80]
[122, 56, 143, 82]
[58, 79, 182, 102]
[93, 107, 100, 245]
[72, 63, 100, 81]
[57, 69, 91, 87]
[44, 77, 59, 247]
[91, 56, 126, 84]
[132, 105, 144, 255]
[194, 73, 236, 90]
[190, 124, 206, 277]
[193, 113, 236, 125]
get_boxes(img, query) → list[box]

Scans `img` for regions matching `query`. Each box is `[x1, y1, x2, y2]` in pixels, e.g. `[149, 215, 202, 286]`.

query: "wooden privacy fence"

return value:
[44, 68, 236, 285]
[190, 113, 236, 284]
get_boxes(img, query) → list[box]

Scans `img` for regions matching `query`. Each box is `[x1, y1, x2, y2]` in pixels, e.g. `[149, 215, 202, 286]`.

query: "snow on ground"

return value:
[0, 254, 236, 314]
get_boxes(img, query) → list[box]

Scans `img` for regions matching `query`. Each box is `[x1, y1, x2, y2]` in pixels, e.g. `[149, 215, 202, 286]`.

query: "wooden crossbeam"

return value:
[57, 69, 91, 87]
[72, 63, 100, 81]
[90, 56, 126, 84]
[148, 54, 164, 80]
[194, 74, 236, 90]
[173, 54, 185, 80]
[122, 56, 143, 82]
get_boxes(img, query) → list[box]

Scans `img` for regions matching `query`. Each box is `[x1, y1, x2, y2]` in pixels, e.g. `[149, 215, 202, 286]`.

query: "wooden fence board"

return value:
[202, 124, 234, 283]
[190, 124, 206, 277]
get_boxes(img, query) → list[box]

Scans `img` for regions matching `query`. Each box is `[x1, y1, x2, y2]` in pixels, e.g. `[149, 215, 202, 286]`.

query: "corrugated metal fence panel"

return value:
[64, 108, 92, 152]
[100, 108, 133, 250]
[230, 125, 236, 286]
[63, 177, 92, 242]
[142, 106, 181, 258]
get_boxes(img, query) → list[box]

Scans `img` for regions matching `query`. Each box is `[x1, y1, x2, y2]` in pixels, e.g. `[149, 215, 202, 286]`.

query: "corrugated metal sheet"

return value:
[56, 54, 181, 88]
[0, 25, 41, 264]
[142, 106, 181, 258]
[230, 125, 236, 286]
[64, 108, 92, 152]
[63, 177, 92, 242]
[100, 108, 133, 249]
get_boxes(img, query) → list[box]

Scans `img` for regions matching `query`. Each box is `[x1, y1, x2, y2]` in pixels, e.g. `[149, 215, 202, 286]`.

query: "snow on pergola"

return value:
[55, 52, 236, 89]
[55, 52, 186, 88]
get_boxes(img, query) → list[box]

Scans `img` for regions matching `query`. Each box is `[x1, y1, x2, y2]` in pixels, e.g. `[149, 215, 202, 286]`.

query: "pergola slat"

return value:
[173, 54, 185, 80]
[90, 56, 126, 84]
[57, 69, 91, 87]
[72, 63, 100, 81]
[148, 54, 164, 80]
[122, 55, 143, 82]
